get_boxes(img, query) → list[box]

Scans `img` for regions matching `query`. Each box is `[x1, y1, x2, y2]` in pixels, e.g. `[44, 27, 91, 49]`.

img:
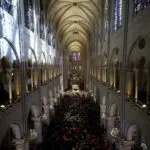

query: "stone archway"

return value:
[25, 48, 38, 93]
[0, 124, 24, 150]
[120, 124, 148, 150]
[126, 124, 141, 150]
[0, 38, 21, 105]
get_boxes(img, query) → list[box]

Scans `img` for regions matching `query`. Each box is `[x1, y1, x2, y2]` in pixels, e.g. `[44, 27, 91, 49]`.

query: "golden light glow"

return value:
[97, 70, 100, 80]
[48, 0, 101, 52]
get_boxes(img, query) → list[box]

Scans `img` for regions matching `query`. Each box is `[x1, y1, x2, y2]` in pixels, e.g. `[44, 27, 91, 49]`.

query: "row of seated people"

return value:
[42, 93, 112, 150]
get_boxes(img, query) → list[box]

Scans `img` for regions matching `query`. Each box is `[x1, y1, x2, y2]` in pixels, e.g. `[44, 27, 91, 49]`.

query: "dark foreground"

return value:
[42, 94, 109, 150]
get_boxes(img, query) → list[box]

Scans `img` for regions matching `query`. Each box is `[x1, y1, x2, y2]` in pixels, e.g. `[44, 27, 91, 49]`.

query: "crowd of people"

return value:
[42, 93, 111, 150]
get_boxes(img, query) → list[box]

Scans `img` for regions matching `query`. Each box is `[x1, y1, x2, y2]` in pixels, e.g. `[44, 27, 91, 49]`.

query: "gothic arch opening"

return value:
[127, 37, 149, 107]
[102, 54, 107, 84]
[109, 48, 121, 92]
[25, 48, 37, 93]
[0, 124, 22, 150]
[0, 38, 20, 106]
[126, 124, 142, 150]
[41, 52, 47, 85]
[138, 56, 147, 105]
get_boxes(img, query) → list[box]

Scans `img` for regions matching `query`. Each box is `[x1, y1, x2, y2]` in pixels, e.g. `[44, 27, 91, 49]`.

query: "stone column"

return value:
[119, 140, 134, 150]
[8, 71, 12, 104]
[42, 105, 50, 125]
[25, 140, 29, 150]
[135, 69, 138, 102]
[32, 117, 42, 144]
[147, 68, 149, 104]
[13, 139, 25, 150]
[126, 70, 133, 97]
[41, 68, 43, 84]
[100, 104, 107, 126]
[107, 116, 116, 135]
[114, 68, 116, 89]
[119, 71, 122, 93]
[104, 67, 107, 83]
[26, 69, 28, 92]
[33, 68, 37, 89]
[30, 68, 33, 91]
[14, 68, 20, 101]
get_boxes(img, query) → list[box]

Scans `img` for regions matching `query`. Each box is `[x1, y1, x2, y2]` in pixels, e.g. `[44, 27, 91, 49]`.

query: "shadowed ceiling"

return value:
[47, 0, 101, 52]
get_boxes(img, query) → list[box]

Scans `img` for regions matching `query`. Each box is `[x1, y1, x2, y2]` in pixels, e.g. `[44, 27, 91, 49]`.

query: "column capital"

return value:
[13, 139, 25, 148]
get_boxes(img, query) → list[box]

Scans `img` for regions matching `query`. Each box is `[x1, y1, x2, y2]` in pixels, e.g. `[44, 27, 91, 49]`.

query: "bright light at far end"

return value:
[0, 105, 6, 109]
[142, 104, 147, 108]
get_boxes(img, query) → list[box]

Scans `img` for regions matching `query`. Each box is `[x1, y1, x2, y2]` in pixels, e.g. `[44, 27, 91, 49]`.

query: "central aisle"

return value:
[43, 94, 108, 150]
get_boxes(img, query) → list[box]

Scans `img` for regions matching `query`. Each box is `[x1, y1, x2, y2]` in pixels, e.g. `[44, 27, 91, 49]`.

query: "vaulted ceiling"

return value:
[47, 0, 101, 52]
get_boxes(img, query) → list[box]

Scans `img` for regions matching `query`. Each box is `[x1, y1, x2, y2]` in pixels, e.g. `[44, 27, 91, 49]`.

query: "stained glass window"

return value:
[24, 0, 34, 32]
[134, 0, 150, 15]
[40, 12, 45, 39]
[78, 52, 81, 61]
[0, 0, 14, 15]
[114, 0, 123, 31]
[73, 53, 77, 61]
[69, 52, 81, 62]
[48, 33, 51, 45]
[104, 0, 109, 40]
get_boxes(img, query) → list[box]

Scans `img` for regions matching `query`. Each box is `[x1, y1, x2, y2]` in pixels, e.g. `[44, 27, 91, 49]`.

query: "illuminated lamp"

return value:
[111, 128, 119, 138]
[101, 113, 106, 119]
[142, 104, 147, 108]
[117, 90, 120, 94]
[0, 105, 6, 110]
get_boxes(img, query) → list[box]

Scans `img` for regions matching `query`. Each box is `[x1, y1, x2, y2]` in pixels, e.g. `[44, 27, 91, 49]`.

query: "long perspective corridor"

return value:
[0, 0, 150, 150]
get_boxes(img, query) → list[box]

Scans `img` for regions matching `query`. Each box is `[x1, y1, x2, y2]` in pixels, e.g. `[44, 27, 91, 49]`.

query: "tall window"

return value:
[0, 0, 13, 15]
[73, 53, 77, 61]
[24, 0, 34, 32]
[114, 0, 123, 31]
[69, 52, 81, 62]
[40, 12, 45, 40]
[77, 52, 81, 61]
[104, 0, 109, 40]
[134, 0, 150, 15]
[40, 0, 45, 40]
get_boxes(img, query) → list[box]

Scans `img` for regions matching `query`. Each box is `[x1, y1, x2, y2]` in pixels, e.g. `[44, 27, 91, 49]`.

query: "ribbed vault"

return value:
[47, 0, 101, 52]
